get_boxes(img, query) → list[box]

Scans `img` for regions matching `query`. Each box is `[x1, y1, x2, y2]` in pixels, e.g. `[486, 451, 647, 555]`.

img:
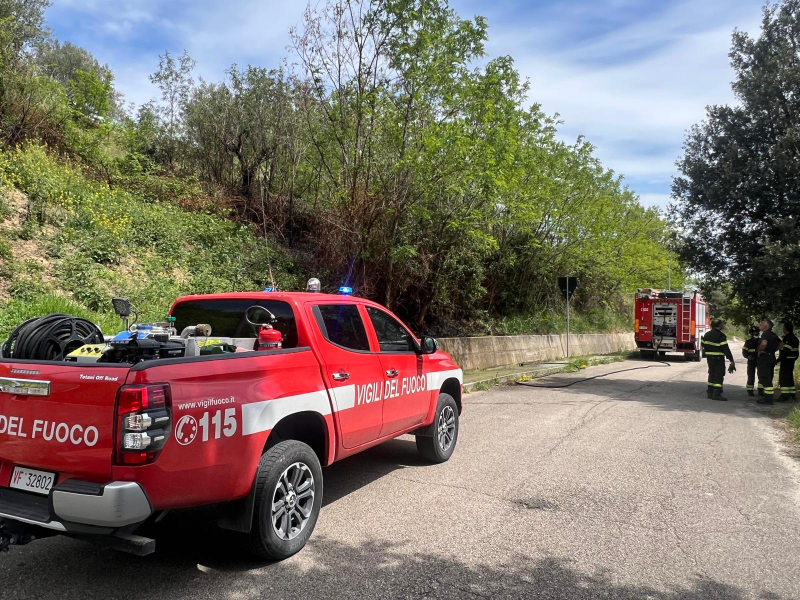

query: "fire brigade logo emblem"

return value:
[175, 415, 198, 446]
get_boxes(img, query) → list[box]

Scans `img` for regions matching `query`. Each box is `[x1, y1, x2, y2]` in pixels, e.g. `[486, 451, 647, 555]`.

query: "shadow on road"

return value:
[322, 437, 426, 506]
[3, 530, 784, 600]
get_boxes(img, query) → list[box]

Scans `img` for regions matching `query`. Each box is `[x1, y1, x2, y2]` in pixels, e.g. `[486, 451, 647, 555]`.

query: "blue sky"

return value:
[44, 0, 765, 209]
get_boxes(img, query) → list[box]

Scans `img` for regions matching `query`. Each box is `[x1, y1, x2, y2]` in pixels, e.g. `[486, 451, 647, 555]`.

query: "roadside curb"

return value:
[463, 364, 567, 393]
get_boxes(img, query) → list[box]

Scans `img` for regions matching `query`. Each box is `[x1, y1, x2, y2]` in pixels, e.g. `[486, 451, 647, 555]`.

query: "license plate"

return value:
[9, 466, 56, 496]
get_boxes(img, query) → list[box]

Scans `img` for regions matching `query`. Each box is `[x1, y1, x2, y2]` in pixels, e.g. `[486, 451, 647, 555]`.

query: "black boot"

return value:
[775, 391, 790, 403]
[747, 389, 755, 397]
[707, 388, 713, 399]
[712, 389, 728, 401]
[758, 388, 765, 396]
[757, 396, 774, 405]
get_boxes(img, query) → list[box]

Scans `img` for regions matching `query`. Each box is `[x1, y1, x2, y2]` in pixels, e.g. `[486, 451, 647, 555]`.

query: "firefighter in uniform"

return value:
[777, 321, 799, 402]
[742, 325, 760, 396]
[756, 318, 781, 405]
[702, 319, 735, 401]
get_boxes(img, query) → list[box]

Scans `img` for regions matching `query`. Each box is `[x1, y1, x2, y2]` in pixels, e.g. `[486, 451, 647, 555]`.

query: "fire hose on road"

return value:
[515, 362, 672, 389]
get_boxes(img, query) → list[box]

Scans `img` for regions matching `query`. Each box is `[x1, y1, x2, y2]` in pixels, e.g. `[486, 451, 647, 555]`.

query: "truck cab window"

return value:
[314, 305, 370, 352]
[171, 299, 299, 348]
[366, 307, 417, 353]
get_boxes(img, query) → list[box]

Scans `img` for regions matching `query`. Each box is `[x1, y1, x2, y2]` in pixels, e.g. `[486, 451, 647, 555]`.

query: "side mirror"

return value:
[420, 336, 438, 355]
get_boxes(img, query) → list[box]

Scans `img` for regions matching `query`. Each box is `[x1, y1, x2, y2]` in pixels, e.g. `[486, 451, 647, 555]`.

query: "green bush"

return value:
[0, 236, 12, 260]
[9, 274, 50, 302]
[488, 308, 632, 336]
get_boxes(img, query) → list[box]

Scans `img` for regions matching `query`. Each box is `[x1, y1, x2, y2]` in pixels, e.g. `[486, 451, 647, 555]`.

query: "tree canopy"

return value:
[672, 0, 800, 324]
[0, 0, 682, 333]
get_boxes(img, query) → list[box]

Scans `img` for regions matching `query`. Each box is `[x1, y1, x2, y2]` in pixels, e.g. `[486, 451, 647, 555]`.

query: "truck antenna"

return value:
[268, 262, 276, 293]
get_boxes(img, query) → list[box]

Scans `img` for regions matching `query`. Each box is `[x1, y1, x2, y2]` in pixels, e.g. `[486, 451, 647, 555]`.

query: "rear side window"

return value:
[366, 307, 417, 353]
[171, 299, 299, 348]
[314, 305, 370, 352]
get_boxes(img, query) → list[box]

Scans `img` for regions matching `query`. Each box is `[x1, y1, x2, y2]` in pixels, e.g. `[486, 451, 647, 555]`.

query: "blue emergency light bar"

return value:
[338, 286, 353, 295]
[264, 286, 276, 292]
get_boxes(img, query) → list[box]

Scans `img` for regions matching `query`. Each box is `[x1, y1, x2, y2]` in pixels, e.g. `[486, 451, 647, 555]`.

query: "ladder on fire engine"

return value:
[680, 297, 691, 343]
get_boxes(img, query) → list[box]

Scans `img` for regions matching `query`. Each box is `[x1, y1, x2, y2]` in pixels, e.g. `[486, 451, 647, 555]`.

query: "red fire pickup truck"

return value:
[0, 292, 463, 559]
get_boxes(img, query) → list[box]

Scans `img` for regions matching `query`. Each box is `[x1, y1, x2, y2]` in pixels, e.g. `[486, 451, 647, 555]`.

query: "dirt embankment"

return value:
[0, 189, 56, 303]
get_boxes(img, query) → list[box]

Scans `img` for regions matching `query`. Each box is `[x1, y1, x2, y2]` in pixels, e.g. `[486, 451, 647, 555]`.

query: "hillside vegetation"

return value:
[0, 144, 299, 337]
[0, 0, 682, 338]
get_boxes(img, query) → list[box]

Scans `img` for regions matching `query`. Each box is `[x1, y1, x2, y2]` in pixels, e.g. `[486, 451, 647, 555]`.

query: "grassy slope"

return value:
[0, 144, 300, 338]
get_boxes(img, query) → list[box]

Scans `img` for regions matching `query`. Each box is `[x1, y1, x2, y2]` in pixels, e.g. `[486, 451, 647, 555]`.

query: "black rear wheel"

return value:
[244, 440, 323, 560]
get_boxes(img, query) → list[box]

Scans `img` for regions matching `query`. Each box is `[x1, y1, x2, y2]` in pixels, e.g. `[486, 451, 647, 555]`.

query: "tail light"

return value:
[115, 384, 171, 466]
[635, 318, 640, 332]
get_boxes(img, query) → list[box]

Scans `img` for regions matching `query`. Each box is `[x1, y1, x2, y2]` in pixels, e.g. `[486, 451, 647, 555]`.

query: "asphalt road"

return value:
[2, 355, 800, 599]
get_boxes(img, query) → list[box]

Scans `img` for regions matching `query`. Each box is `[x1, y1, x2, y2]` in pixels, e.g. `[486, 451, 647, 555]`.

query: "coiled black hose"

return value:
[0, 314, 104, 360]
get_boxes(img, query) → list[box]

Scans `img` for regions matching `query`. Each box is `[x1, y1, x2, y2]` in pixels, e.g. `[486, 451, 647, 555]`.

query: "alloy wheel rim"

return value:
[271, 462, 315, 541]
[437, 405, 456, 452]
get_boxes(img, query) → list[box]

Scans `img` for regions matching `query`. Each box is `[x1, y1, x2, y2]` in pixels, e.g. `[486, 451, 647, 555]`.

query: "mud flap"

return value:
[217, 478, 257, 534]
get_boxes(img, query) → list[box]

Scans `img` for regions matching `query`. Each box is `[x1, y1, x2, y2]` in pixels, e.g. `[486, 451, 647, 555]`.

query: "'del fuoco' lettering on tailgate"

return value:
[356, 375, 426, 406]
[0, 415, 99, 446]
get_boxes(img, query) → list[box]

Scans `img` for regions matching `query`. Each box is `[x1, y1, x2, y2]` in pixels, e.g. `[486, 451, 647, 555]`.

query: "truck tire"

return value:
[416, 393, 459, 463]
[245, 440, 323, 561]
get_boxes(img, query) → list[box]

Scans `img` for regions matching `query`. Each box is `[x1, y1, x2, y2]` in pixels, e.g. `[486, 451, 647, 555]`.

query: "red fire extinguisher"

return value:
[258, 324, 283, 349]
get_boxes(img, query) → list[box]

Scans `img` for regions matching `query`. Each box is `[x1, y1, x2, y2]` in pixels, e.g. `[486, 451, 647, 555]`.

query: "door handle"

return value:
[332, 372, 350, 381]
[385, 369, 399, 378]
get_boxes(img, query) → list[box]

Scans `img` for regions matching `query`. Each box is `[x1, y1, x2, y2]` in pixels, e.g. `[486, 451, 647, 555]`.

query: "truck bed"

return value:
[0, 347, 328, 509]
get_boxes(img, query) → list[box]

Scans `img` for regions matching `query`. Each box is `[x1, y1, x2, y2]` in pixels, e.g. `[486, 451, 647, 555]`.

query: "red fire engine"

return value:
[635, 289, 710, 360]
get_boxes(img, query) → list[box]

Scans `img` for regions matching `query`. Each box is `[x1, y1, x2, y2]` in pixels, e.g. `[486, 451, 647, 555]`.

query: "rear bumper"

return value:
[0, 480, 152, 533]
[637, 341, 697, 353]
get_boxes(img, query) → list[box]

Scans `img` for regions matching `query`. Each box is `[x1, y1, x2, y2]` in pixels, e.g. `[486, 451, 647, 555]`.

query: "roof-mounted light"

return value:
[306, 278, 321, 293]
[338, 286, 353, 295]
[264, 286, 276, 292]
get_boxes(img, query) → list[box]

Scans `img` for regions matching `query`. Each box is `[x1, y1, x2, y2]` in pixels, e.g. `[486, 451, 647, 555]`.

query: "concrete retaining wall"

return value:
[437, 333, 636, 371]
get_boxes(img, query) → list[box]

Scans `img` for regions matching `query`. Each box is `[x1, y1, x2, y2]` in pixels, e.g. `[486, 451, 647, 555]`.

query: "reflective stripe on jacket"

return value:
[702, 329, 733, 361]
[781, 333, 800, 360]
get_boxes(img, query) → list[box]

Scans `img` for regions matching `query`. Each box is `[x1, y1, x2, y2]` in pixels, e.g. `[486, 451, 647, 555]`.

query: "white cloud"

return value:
[47, 0, 307, 108]
[636, 193, 672, 210]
